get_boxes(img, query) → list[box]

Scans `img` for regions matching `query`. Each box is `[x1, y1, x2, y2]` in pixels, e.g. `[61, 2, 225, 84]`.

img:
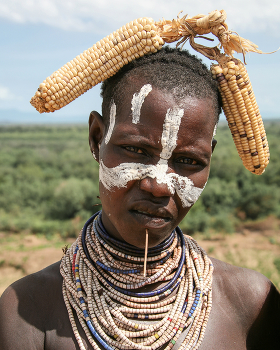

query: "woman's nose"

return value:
[138, 176, 175, 198]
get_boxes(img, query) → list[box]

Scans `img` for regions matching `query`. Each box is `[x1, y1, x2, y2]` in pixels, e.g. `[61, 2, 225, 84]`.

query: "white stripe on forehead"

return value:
[131, 84, 152, 124]
[105, 101, 116, 144]
[160, 108, 184, 161]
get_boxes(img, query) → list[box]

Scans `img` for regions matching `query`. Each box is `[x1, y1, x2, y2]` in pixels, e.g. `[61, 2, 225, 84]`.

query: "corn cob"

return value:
[30, 17, 164, 113]
[211, 60, 269, 175]
[30, 10, 271, 174]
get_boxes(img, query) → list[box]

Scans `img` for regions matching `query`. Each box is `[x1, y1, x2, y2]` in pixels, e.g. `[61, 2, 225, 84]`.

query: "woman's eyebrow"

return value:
[173, 139, 213, 159]
[115, 134, 161, 149]
[176, 149, 212, 162]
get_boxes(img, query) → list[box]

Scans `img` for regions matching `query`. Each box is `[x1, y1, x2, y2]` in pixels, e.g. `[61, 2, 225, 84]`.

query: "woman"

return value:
[0, 47, 279, 350]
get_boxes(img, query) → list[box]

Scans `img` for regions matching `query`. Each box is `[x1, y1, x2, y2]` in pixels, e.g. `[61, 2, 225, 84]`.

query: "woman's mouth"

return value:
[129, 208, 172, 228]
[133, 209, 170, 220]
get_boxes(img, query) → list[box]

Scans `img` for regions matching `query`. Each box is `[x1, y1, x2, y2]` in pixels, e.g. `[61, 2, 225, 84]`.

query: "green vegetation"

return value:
[0, 122, 280, 237]
[0, 125, 100, 237]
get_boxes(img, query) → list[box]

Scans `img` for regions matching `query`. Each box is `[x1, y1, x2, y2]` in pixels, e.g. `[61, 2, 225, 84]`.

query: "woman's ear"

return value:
[88, 111, 105, 162]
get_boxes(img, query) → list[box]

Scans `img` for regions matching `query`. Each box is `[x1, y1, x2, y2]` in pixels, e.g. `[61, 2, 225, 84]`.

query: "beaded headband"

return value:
[30, 10, 270, 175]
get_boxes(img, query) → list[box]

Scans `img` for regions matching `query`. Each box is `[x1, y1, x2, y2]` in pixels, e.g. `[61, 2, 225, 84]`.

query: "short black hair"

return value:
[100, 47, 222, 126]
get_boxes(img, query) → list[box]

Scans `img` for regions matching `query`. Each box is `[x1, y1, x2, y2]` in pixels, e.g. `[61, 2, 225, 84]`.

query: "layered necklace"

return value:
[60, 211, 213, 350]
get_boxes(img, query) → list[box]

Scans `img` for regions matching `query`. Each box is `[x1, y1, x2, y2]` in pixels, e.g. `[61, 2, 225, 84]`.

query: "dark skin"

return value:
[0, 84, 280, 350]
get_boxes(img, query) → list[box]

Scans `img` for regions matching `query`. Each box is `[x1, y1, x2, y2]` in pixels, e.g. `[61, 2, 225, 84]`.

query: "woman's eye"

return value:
[177, 158, 198, 165]
[125, 146, 144, 154]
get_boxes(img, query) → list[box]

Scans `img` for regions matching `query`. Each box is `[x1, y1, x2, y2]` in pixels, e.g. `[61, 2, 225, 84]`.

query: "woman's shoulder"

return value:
[211, 257, 272, 309]
[1, 260, 63, 302]
[212, 257, 272, 289]
[210, 257, 280, 348]
[0, 261, 64, 349]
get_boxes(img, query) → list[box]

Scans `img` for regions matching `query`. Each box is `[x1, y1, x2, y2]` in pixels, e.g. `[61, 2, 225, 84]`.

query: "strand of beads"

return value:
[89, 228, 181, 288]
[60, 211, 213, 349]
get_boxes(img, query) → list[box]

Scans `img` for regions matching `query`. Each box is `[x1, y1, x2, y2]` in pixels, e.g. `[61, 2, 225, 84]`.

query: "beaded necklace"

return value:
[60, 211, 213, 350]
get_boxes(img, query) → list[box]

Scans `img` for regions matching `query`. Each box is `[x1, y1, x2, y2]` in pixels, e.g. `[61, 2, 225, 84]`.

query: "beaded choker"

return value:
[60, 211, 213, 349]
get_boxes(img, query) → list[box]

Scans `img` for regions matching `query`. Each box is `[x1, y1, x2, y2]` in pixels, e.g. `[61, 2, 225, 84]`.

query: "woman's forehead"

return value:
[113, 84, 216, 134]
[106, 87, 216, 149]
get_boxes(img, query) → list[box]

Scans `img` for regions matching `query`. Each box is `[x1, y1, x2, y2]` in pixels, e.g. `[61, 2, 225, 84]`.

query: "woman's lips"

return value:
[132, 209, 170, 220]
[129, 206, 172, 228]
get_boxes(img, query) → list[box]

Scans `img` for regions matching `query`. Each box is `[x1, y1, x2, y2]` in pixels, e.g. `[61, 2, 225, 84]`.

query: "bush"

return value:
[237, 183, 280, 220]
[180, 201, 211, 234]
[210, 212, 236, 233]
[47, 178, 99, 220]
[201, 178, 240, 215]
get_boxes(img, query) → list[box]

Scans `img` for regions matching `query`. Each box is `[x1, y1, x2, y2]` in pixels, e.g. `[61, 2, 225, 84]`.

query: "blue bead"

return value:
[95, 260, 140, 274]
[86, 320, 114, 350]
[181, 304, 187, 313]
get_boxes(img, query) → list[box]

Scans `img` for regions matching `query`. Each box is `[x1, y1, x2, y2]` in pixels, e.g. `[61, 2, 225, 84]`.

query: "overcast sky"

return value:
[0, 0, 279, 124]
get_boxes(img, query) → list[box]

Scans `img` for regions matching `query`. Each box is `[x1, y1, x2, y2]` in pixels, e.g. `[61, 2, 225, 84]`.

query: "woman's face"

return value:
[90, 82, 217, 248]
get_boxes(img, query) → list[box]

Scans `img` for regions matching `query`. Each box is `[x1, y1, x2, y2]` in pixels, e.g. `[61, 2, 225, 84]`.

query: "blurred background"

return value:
[0, 0, 280, 294]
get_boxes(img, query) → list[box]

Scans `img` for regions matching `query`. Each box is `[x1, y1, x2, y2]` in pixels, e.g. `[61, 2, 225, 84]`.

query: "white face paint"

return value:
[159, 108, 183, 160]
[99, 160, 204, 207]
[212, 123, 218, 138]
[131, 84, 152, 124]
[92, 150, 97, 160]
[99, 106, 206, 208]
[105, 101, 116, 144]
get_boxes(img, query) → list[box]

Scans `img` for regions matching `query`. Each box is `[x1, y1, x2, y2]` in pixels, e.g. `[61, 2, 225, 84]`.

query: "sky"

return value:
[0, 0, 279, 124]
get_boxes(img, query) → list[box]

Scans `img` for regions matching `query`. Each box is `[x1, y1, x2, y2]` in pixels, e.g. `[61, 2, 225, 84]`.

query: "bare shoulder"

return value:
[211, 258, 280, 349]
[0, 261, 64, 349]
[0, 260, 63, 310]
[212, 257, 272, 305]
